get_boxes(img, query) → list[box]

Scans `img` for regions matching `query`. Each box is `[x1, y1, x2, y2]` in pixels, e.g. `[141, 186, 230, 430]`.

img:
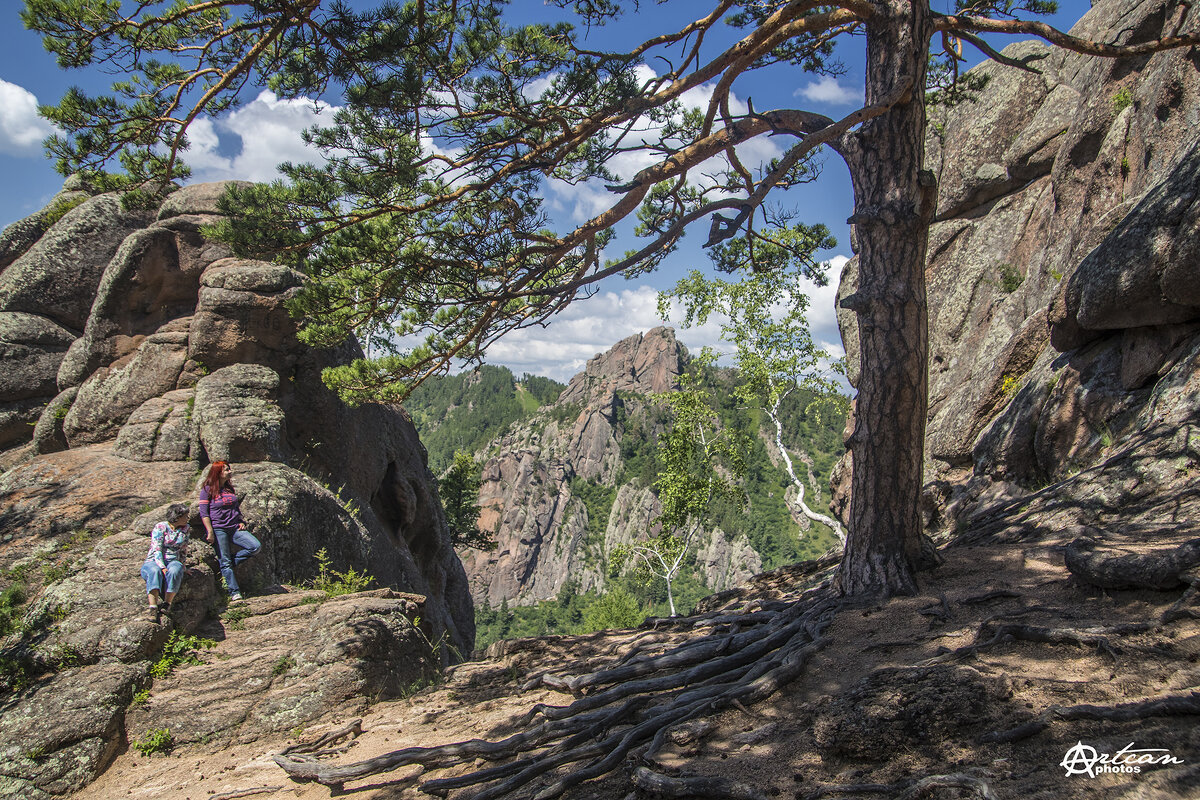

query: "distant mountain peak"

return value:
[557, 326, 684, 408]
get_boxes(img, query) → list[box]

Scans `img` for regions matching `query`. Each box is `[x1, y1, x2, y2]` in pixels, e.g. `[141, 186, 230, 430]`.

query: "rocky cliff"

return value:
[459, 327, 768, 608]
[835, 0, 1200, 544]
[0, 181, 472, 799]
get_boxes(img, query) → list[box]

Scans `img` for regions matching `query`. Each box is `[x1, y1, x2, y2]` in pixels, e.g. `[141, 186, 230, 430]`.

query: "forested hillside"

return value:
[402, 365, 565, 474]
[406, 332, 847, 648]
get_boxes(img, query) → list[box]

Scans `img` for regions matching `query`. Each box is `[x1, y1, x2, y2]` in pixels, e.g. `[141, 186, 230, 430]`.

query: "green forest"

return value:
[405, 353, 847, 651]
[403, 365, 566, 474]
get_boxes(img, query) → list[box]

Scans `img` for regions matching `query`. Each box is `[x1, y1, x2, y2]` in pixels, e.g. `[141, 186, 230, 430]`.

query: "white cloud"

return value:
[0, 79, 55, 156]
[794, 76, 860, 106]
[185, 91, 333, 183]
[483, 256, 852, 386]
[485, 285, 680, 381]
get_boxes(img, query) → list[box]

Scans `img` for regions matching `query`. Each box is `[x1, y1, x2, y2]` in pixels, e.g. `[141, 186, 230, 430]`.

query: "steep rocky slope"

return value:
[835, 0, 1200, 544]
[457, 327, 841, 612]
[0, 181, 471, 799]
[459, 327, 766, 607]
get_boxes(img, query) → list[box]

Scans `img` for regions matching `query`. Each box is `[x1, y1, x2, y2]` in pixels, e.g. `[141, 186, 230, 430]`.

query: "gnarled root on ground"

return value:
[1065, 537, 1200, 590]
[922, 618, 1152, 665]
[799, 772, 998, 800]
[629, 766, 768, 800]
[981, 690, 1200, 743]
[273, 590, 842, 799]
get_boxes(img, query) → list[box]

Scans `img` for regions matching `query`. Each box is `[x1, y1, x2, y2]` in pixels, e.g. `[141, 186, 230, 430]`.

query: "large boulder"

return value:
[62, 323, 191, 447]
[57, 215, 227, 389]
[0, 313, 76, 448]
[0, 193, 157, 332]
[125, 589, 437, 749]
[1050, 137, 1200, 349]
[0, 179, 89, 271]
[193, 363, 288, 463]
[188, 258, 303, 375]
[0, 662, 146, 800]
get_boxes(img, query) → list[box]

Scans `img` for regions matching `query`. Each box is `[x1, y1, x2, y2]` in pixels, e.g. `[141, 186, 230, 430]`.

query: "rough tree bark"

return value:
[836, 0, 933, 598]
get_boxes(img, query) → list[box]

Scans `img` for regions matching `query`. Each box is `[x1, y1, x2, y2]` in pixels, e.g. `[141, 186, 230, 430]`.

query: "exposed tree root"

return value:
[961, 590, 1021, 605]
[209, 788, 283, 800]
[279, 719, 362, 755]
[1065, 537, 1200, 590]
[918, 594, 950, 626]
[800, 773, 997, 800]
[923, 620, 1151, 665]
[1162, 577, 1200, 623]
[895, 774, 999, 800]
[983, 691, 1200, 743]
[629, 766, 768, 800]
[273, 593, 841, 798]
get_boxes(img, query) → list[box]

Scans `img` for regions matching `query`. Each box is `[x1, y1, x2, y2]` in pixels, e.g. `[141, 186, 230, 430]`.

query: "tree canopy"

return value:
[26, 0, 1200, 599]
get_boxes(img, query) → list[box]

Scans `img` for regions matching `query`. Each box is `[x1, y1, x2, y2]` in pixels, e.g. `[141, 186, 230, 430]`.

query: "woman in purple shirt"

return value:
[198, 461, 261, 601]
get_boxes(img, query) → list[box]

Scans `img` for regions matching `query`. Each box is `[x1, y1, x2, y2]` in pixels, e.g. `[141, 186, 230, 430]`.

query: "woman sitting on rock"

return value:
[198, 461, 261, 601]
[141, 503, 191, 622]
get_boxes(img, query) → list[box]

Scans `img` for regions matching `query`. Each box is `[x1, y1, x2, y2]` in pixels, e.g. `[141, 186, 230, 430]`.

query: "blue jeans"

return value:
[141, 560, 184, 596]
[213, 527, 261, 595]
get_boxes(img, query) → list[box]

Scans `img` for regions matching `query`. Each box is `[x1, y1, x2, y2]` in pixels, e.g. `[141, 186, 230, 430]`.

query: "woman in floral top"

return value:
[140, 503, 190, 622]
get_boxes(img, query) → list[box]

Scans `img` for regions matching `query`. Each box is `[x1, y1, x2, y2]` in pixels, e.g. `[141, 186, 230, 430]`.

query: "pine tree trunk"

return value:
[837, 0, 933, 598]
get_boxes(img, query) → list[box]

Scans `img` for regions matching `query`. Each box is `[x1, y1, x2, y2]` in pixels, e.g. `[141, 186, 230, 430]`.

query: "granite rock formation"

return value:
[833, 0, 1200, 544]
[460, 328, 764, 607]
[0, 181, 471, 798]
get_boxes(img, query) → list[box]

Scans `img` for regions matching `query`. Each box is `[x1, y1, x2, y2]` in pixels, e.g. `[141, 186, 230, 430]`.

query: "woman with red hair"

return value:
[198, 461, 260, 601]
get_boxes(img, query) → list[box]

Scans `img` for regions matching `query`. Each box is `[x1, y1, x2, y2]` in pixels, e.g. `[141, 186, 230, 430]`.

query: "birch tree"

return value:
[660, 261, 849, 547]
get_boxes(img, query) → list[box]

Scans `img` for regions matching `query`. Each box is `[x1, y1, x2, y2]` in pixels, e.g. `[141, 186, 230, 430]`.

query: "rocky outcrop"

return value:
[460, 328, 762, 608]
[557, 326, 683, 408]
[0, 181, 471, 797]
[125, 589, 437, 751]
[834, 0, 1200, 541]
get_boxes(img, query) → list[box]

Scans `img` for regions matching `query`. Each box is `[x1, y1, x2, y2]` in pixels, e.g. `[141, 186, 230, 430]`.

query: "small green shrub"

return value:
[40, 560, 69, 585]
[0, 655, 34, 692]
[996, 263, 1023, 293]
[132, 728, 174, 756]
[130, 688, 151, 707]
[222, 604, 251, 630]
[149, 631, 216, 678]
[581, 587, 642, 632]
[43, 643, 81, 670]
[271, 655, 296, 676]
[0, 585, 27, 638]
[310, 548, 374, 597]
[40, 195, 88, 228]
[2, 562, 31, 583]
[1113, 86, 1133, 114]
[547, 402, 583, 425]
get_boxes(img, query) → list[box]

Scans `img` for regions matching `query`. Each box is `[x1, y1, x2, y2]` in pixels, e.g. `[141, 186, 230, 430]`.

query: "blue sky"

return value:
[0, 1, 1094, 382]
